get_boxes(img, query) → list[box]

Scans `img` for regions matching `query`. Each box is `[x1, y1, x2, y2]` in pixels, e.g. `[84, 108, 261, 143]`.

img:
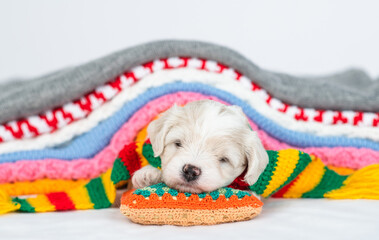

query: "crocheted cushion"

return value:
[120, 183, 263, 226]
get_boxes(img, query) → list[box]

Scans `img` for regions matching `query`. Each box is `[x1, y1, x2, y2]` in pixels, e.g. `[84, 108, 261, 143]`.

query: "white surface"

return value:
[0, 1, 379, 239]
[0, 0, 379, 82]
[1, 199, 379, 240]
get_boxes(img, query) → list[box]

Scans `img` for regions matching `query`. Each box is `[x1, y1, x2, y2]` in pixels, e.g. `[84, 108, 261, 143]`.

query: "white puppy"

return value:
[132, 100, 268, 193]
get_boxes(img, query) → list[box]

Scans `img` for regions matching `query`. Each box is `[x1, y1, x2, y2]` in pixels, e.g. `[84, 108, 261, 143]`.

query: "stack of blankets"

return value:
[0, 40, 378, 214]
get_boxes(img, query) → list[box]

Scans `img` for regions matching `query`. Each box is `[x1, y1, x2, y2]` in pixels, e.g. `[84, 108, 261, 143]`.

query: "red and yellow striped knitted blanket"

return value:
[1, 138, 378, 215]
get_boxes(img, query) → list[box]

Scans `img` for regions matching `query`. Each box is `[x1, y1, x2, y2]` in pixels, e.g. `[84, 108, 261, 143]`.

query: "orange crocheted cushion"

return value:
[120, 183, 263, 226]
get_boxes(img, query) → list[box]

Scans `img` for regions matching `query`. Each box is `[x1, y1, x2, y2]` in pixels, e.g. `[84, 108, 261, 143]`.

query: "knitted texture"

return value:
[120, 183, 263, 226]
[0, 60, 377, 144]
[1, 83, 379, 163]
[1, 125, 378, 216]
[1, 91, 379, 185]
[112, 140, 379, 200]
[0, 179, 89, 196]
[0, 169, 115, 214]
[1, 40, 378, 127]
[1, 41, 379, 218]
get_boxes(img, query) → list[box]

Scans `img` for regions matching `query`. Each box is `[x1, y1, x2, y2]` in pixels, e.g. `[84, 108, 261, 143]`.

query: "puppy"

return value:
[132, 100, 268, 193]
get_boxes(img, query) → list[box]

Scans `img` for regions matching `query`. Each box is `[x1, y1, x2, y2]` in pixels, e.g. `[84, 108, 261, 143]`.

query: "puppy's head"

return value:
[147, 100, 268, 193]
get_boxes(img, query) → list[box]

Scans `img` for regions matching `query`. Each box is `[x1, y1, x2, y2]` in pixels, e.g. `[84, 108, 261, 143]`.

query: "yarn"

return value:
[0, 169, 115, 214]
[0, 47, 378, 220]
[0, 179, 89, 196]
[1, 57, 377, 143]
[120, 183, 263, 226]
[2, 69, 378, 156]
[0, 92, 214, 183]
[1, 135, 378, 215]
[1, 91, 378, 184]
[114, 140, 379, 200]
[1, 83, 379, 164]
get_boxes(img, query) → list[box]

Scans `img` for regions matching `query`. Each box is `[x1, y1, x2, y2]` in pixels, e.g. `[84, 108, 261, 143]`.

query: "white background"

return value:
[0, 1, 378, 239]
[0, 0, 378, 82]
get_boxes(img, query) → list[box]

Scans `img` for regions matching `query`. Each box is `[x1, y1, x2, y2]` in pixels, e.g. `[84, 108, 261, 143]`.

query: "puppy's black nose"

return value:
[182, 164, 201, 182]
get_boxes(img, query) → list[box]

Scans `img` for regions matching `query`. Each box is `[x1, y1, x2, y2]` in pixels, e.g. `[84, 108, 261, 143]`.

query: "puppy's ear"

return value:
[227, 104, 267, 184]
[243, 131, 269, 185]
[147, 104, 180, 157]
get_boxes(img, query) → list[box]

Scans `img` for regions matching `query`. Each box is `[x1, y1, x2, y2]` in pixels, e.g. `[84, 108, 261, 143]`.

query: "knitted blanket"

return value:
[0, 40, 378, 215]
[113, 140, 379, 199]
[3, 137, 378, 214]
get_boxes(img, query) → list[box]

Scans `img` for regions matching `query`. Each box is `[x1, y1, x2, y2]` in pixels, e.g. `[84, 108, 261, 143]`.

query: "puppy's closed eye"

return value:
[174, 140, 182, 148]
[219, 157, 230, 164]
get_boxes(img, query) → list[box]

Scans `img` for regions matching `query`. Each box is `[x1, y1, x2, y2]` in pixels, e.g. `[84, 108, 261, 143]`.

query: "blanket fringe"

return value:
[325, 164, 379, 199]
[0, 189, 20, 214]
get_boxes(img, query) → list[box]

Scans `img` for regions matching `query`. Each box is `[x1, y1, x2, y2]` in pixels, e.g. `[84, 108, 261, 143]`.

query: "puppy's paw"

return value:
[132, 165, 162, 189]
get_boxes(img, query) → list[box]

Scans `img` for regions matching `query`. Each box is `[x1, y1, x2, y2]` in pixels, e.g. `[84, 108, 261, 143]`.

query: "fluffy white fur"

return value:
[132, 100, 269, 193]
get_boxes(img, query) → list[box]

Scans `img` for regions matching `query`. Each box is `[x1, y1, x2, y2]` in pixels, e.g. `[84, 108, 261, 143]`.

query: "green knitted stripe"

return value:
[111, 157, 131, 185]
[85, 177, 111, 209]
[134, 183, 251, 200]
[143, 143, 161, 168]
[249, 151, 279, 195]
[302, 167, 348, 198]
[12, 198, 35, 212]
[269, 151, 312, 197]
